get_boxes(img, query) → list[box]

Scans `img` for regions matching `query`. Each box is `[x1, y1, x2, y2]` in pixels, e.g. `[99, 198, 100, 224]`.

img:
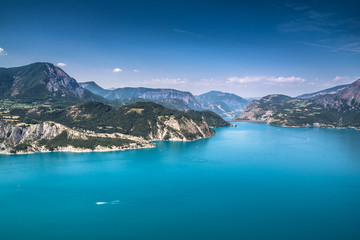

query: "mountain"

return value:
[2, 101, 230, 153]
[235, 78, 360, 129]
[314, 79, 360, 109]
[29, 101, 230, 139]
[297, 84, 348, 99]
[80, 82, 249, 117]
[0, 63, 105, 106]
[196, 91, 248, 117]
[80, 81, 202, 111]
[296, 79, 360, 109]
[78, 81, 109, 97]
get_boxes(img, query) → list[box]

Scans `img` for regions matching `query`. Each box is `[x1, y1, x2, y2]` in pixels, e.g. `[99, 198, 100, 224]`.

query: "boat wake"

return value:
[95, 200, 120, 205]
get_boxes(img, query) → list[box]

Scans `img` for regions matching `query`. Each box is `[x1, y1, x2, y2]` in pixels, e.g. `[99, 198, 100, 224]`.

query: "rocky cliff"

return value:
[0, 121, 154, 154]
[147, 115, 214, 140]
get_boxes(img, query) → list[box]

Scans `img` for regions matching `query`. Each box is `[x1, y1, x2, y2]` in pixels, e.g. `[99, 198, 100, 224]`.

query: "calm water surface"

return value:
[1, 122, 360, 240]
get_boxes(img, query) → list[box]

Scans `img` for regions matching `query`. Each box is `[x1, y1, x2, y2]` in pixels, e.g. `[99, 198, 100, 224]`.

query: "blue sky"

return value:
[1, 0, 359, 97]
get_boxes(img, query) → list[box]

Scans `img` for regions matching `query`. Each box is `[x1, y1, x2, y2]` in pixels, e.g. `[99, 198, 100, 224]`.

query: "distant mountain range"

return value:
[235, 78, 360, 129]
[80, 81, 248, 117]
[79, 81, 202, 111]
[196, 91, 248, 117]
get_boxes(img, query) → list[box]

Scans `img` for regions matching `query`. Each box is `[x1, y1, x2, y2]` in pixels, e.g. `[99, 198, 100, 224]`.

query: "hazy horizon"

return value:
[1, 0, 359, 98]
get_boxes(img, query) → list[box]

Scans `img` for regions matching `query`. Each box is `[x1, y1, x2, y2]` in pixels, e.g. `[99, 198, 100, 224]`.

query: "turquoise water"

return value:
[1, 122, 360, 240]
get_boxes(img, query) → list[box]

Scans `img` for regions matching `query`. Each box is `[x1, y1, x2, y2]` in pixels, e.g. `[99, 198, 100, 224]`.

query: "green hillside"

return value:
[9, 101, 230, 140]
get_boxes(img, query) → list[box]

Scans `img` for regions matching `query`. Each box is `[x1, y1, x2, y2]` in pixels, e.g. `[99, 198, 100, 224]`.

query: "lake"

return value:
[1, 122, 360, 240]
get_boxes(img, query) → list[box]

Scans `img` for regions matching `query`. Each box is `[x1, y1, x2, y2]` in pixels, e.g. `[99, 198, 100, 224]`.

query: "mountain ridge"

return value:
[0, 62, 106, 106]
[79, 81, 202, 110]
[235, 79, 360, 129]
[196, 91, 248, 117]
[80, 81, 248, 117]
[297, 84, 348, 99]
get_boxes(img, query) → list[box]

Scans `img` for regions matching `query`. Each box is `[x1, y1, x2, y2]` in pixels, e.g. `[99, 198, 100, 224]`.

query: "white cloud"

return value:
[113, 68, 123, 73]
[272, 76, 305, 83]
[0, 48, 7, 56]
[227, 76, 305, 84]
[133, 69, 139, 72]
[56, 62, 66, 67]
[144, 78, 189, 85]
[227, 76, 265, 83]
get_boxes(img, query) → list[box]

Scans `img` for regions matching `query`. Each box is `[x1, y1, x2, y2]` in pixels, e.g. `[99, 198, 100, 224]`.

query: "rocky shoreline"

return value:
[0, 119, 219, 155]
[0, 121, 155, 155]
[1, 143, 155, 155]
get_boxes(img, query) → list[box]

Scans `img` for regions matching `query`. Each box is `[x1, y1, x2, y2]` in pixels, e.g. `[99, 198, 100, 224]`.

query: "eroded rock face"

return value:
[44, 64, 84, 97]
[148, 115, 214, 141]
[0, 122, 66, 146]
[0, 121, 154, 154]
[0, 113, 215, 154]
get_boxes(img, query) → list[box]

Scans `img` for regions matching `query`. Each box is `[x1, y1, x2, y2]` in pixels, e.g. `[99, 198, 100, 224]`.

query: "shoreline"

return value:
[0, 143, 156, 155]
[232, 120, 360, 131]
[0, 134, 216, 155]
[276, 124, 360, 131]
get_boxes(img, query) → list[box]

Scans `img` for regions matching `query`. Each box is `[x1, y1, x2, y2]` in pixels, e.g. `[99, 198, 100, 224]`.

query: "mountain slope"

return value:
[196, 91, 248, 117]
[78, 81, 108, 97]
[297, 84, 348, 99]
[235, 94, 340, 126]
[79, 81, 202, 110]
[314, 79, 360, 109]
[8, 101, 230, 141]
[235, 79, 360, 129]
[0, 63, 106, 106]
